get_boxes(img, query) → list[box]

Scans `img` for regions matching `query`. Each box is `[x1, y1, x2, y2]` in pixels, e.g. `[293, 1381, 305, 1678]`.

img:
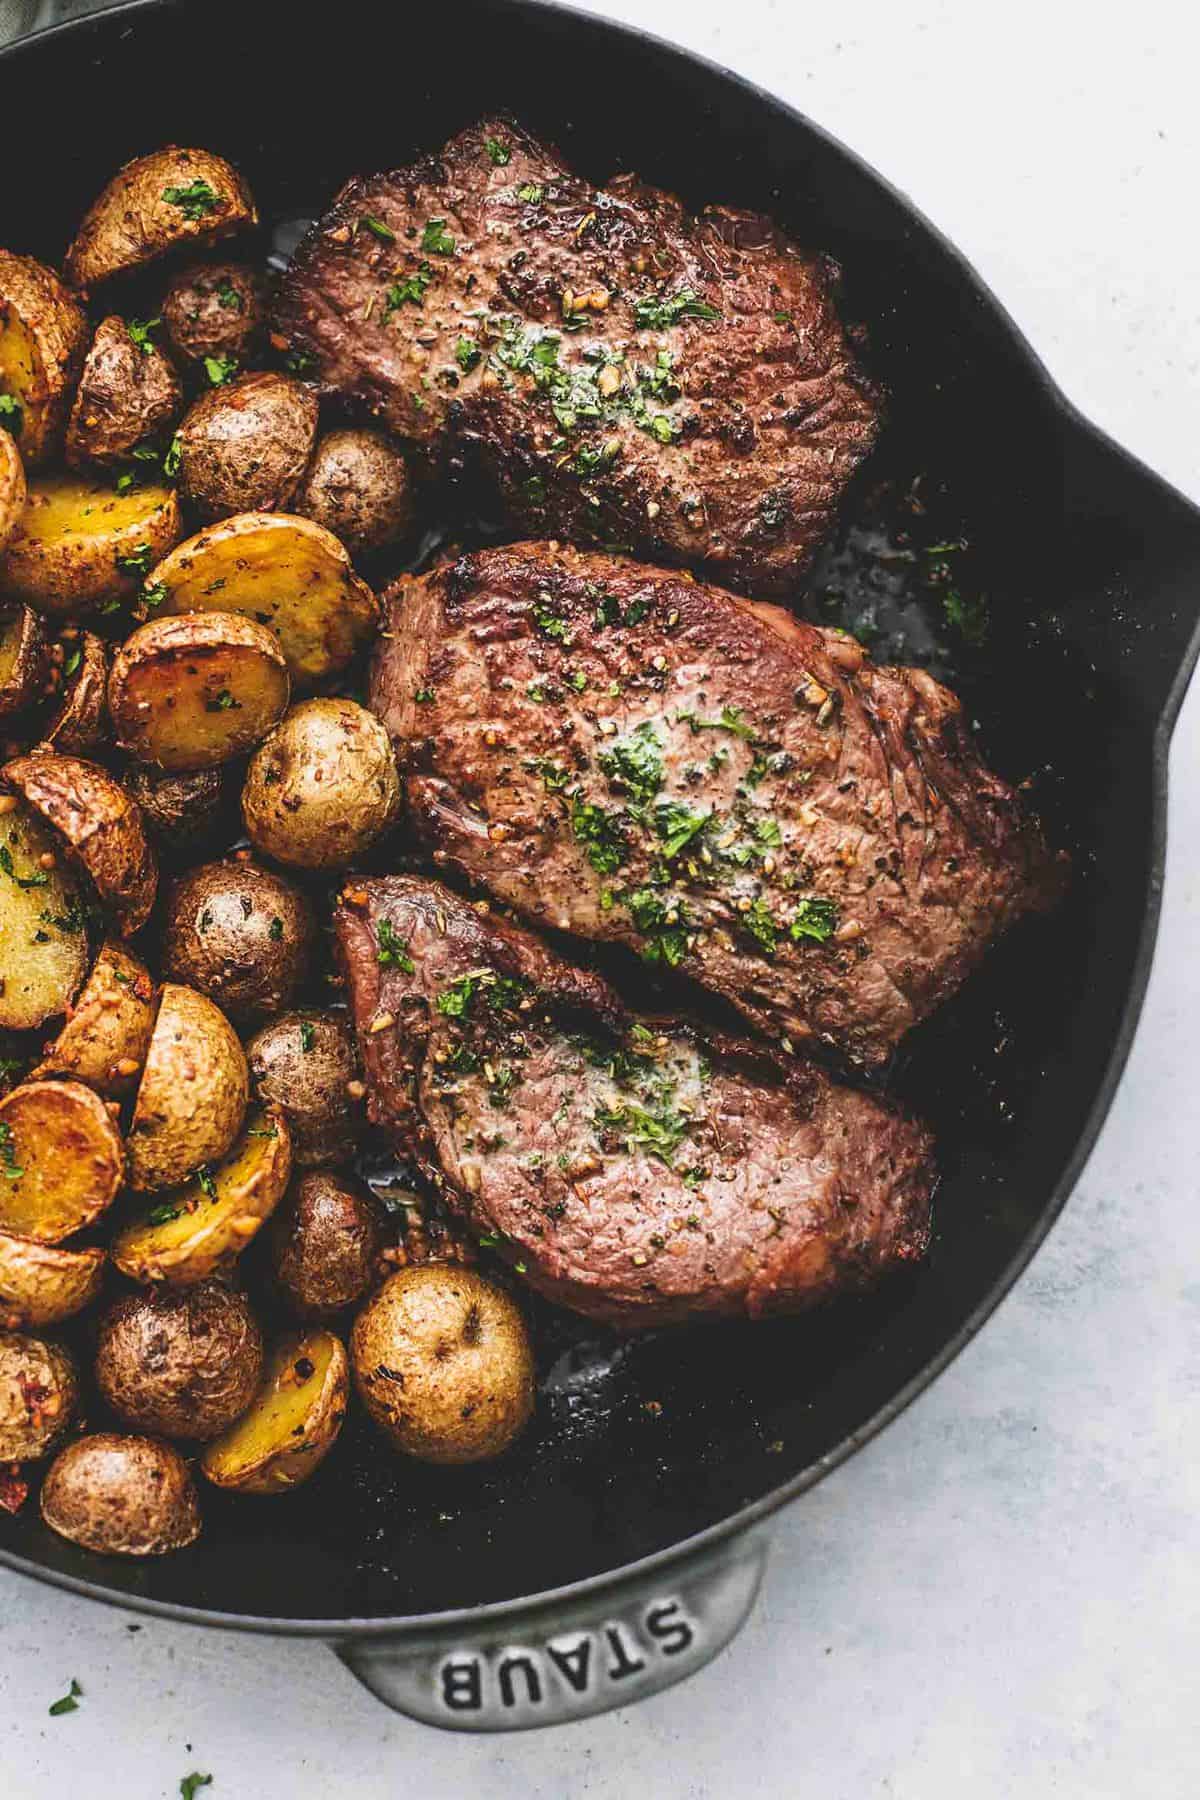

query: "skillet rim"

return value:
[1, 0, 1198, 1639]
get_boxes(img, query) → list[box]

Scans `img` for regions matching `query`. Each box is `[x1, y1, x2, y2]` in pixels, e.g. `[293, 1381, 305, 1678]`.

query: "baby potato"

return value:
[41, 1432, 201, 1556]
[269, 1170, 385, 1318]
[125, 763, 228, 853]
[162, 857, 313, 1023]
[200, 1327, 348, 1494]
[176, 371, 318, 520]
[0, 472, 181, 615]
[0, 1231, 105, 1329]
[95, 1278, 263, 1441]
[3, 752, 158, 934]
[0, 802, 89, 1031]
[293, 429, 414, 557]
[109, 611, 289, 772]
[127, 982, 248, 1191]
[38, 630, 109, 755]
[0, 1078, 124, 1243]
[111, 1105, 291, 1287]
[65, 146, 258, 290]
[162, 261, 268, 370]
[0, 1330, 78, 1460]
[0, 603, 47, 723]
[350, 1265, 535, 1465]
[0, 248, 89, 467]
[33, 939, 156, 1096]
[247, 1010, 361, 1168]
[242, 698, 399, 870]
[0, 428, 27, 550]
[64, 315, 183, 471]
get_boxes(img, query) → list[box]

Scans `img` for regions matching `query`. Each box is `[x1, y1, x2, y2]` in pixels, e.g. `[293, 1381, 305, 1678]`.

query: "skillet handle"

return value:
[336, 1531, 768, 1731]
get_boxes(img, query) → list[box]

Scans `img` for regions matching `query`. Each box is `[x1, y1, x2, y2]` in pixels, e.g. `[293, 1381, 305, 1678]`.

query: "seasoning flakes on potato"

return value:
[247, 1010, 361, 1168]
[294, 428, 413, 557]
[176, 371, 318, 520]
[0, 428, 27, 551]
[162, 261, 267, 370]
[64, 314, 183, 472]
[64, 146, 258, 291]
[241, 697, 400, 869]
[37, 629, 109, 755]
[34, 938, 156, 1096]
[201, 1327, 349, 1493]
[2, 752, 158, 934]
[126, 981, 248, 1191]
[0, 1078, 125, 1243]
[162, 858, 313, 1021]
[0, 800, 89, 1030]
[0, 472, 181, 615]
[41, 1432, 201, 1556]
[270, 1170, 385, 1318]
[109, 611, 290, 772]
[95, 1278, 264, 1441]
[0, 248, 89, 468]
[0, 1330, 78, 1461]
[0, 1231, 106, 1329]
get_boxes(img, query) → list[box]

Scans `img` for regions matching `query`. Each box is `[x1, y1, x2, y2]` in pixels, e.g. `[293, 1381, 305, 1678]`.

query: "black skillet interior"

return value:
[2, 0, 1200, 1628]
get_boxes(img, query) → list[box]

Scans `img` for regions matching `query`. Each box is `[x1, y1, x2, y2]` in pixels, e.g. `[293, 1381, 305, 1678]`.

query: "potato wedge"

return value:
[38, 630, 109, 755]
[0, 1231, 105, 1328]
[0, 1078, 124, 1242]
[0, 802, 89, 1031]
[0, 249, 89, 468]
[127, 982, 247, 1191]
[65, 146, 258, 291]
[65, 314, 183, 471]
[201, 1326, 348, 1494]
[0, 1331, 78, 1460]
[2, 753, 157, 934]
[0, 473, 181, 616]
[0, 427, 26, 550]
[41, 1432, 201, 1556]
[0, 603, 47, 723]
[112, 1105, 291, 1286]
[33, 939, 156, 1095]
[109, 611, 289, 772]
[150, 512, 377, 684]
[176, 372, 318, 521]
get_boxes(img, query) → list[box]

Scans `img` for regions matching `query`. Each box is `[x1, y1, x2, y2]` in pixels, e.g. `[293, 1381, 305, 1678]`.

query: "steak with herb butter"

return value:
[272, 116, 880, 593]
[335, 876, 934, 1327]
[370, 543, 1066, 1068]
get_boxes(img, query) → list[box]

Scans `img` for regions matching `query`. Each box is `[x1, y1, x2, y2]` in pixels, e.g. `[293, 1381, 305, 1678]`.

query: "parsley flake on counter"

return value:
[179, 1776, 213, 1800]
[48, 1679, 82, 1717]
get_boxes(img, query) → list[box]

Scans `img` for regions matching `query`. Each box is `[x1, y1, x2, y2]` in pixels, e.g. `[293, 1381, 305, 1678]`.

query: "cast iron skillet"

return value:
[2, 0, 1199, 1732]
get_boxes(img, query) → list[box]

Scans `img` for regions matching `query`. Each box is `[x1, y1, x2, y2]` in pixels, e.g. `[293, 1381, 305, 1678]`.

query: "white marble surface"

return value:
[3, 2, 1200, 1793]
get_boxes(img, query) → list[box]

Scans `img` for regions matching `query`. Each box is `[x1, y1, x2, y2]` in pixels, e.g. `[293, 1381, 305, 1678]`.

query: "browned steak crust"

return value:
[272, 116, 880, 592]
[369, 543, 1066, 1069]
[335, 876, 934, 1328]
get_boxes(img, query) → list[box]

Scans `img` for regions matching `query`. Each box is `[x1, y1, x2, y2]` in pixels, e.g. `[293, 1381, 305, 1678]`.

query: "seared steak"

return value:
[370, 544, 1065, 1068]
[272, 116, 880, 593]
[335, 876, 934, 1327]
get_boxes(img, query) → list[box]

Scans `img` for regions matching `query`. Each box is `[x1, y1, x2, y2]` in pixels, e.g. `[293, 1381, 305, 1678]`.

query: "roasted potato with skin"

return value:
[64, 315, 183, 471]
[149, 512, 377, 684]
[0, 249, 89, 468]
[162, 261, 267, 370]
[0, 1330, 78, 1460]
[0, 603, 47, 723]
[247, 1011, 361, 1168]
[351, 1265, 535, 1465]
[127, 981, 247, 1191]
[112, 1105, 291, 1288]
[109, 611, 289, 773]
[96, 1279, 263, 1441]
[3, 753, 157, 934]
[162, 858, 313, 1022]
[38, 630, 109, 755]
[242, 698, 400, 870]
[176, 371, 318, 520]
[65, 147, 258, 291]
[125, 763, 227, 853]
[33, 939, 156, 1095]
[41, 1432, 201, 1556]
[0, 1078, 125, 1242]
[201, 1327, 348, 1494]
[270, 1171, 385, 1318]
[0, 427, 26, 549]
[0, 1232, 105, 1329]
[293, 428, 414, 557]
[0, 801, 89, 1031]
[0, 473, 181, 615]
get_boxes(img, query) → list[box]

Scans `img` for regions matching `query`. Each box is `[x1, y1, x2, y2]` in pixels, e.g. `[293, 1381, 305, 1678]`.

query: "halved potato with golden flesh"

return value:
[150, 512, 377, 685]
[34, 939, 156, 1095]
[65, 146, 258, 291]
[0, 1078, 124, 1243]
[109, 611, 289, 772]
[0, 249, 89, 468]
[127, 982, 248, 1191]
[200, 1326, 348, 1494]
[38, 630, 109, 755]
[0, 801, 89, 1031]
[112, 1105, 291, 1286]
[0, 1231, 105, 1329]
[0, 428, 26, 550]
[0, 474, 181, 616]
[0, 603, 46, 723]
[2, 753, 157, 934]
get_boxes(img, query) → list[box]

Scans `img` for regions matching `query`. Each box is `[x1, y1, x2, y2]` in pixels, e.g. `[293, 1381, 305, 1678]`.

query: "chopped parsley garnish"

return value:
[196, 1164, 218, 1199]
[162, 178, 219, 220]
[203, 352, 238, 386]
[654, 802, 710, 859]
[524, 755, 570, 793]
[141, 578, 169, 611]
[624, 888, 689, 966]
[455, 337, 482, 372]
[434, 969, 527, 1018]
[484, 136, 511, 166]
[594, 1096, 689, 1165]
[755, 817, 783, 849]
[299, 1020, 316, 1053]
[361, 214, 396, 243]
[741, 897, 779, 954]
[204, 689, 239, 712]
[48, 1679, 82, 1717]
[0, 1121, 23, 1181]
[163, 431, 183, 477]
[115, 542, 155, 578]
[788, 896, 839, 944]
[146, 1201, 181, 1225]
[413, 686, 436, 704]
[570, 800, 626, 875]
[420, 218, 456, 256]
[39, 900, 85, 934]
[268, 916, 284, 941]
[216, 275, 244, 310]
[384, 262, 434, 315]
[943, 588, 989, 646]
[179, 1777, 213, 1800]
[517, 182, 543, 203]
[678, 704, 756, 741]
[597, 721, 663, 806]
[0, 393, 23, 436]
[63, 647, 82, 678]
[126, 317, 161, 354]
[376, 917, 415, 972]
[632, 288, 720, 330]
[533, 600, 571, 642]
[0, 844, 48, 889]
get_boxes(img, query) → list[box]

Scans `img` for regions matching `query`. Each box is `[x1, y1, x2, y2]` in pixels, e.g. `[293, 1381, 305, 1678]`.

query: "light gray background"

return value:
[3, 1, 1199, 1793]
